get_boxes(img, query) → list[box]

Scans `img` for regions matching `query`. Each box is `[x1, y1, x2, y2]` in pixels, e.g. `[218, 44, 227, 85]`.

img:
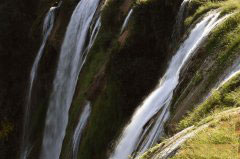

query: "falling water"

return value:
[172, 0, 190, 41]
[89, 17, 101, 50]
[120, 9, 133, 34]
[20, 5, 59, 159]
[109, 12, 228, 159]
[81, 16, 102, 66]
[72, 102, 91, 159]
[40, 0, 100, 158]
[216, 63, 240, 89]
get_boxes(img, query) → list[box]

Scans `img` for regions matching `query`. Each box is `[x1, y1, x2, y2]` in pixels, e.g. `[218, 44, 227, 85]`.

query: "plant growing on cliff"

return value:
[178, 72, 240, 130]
[0, 121, 14, 140]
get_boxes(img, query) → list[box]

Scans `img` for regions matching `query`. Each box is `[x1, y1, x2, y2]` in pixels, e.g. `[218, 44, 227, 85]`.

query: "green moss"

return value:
[0, 121, 14, 140]
[202, 13, 240, 91]
[192, 71, 203, 86]
[178, 72, 240, 130]
[184, 0, 240, 28]
[60, 0, 125, 157]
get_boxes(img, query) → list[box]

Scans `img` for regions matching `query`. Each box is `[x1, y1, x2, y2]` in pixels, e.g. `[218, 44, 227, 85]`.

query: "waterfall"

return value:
[72, 102, 91, 159]
[89, 17, 101, 50]
[216, 63, 240, 89]
[81, 16, 102, 66]
[172, 0, 190, 41]
[40, 0, 100, 158]
[109, 12, 228, 159]
[120, 9, 133, 34]
[20, 5, 59, 159]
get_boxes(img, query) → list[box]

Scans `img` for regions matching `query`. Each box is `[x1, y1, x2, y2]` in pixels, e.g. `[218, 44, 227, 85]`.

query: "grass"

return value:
[177, 72, 240, 130]
[171, 115, 239, 159]
[184, 0, 240, 27]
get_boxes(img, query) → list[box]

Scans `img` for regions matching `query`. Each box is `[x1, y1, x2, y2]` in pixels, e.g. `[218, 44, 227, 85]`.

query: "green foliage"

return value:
[203, 12, 240, 91]
[178, 72, 240, 130]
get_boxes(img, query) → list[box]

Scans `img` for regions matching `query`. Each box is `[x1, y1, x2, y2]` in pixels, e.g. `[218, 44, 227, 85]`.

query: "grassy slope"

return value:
[171, 114, 239, 159]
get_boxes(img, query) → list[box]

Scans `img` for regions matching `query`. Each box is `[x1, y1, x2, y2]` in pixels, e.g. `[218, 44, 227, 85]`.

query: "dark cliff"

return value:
[0, 0, 183, 158]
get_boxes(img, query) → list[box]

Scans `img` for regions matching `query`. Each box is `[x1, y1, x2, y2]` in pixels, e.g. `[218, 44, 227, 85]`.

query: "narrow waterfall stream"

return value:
[72, 102, 91, 159]
[120, 9, 133, 34]
[40, 0, 100, 158]
[109, 11, 228, 159]
[20, 5, 59, 159]
[217, 63, 240, 89]
[88, 17, 101, 50]
[172, 0, 190, 41]
[82, 16, 102, 67]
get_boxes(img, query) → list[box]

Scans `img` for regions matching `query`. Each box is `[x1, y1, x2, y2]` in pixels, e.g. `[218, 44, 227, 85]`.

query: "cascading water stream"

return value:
[81, 16, 102, 66]
[89, 17, 101, 50]
[109, 12, 228, 159]
[120, 9, 133, 34]
[216, 63, 240, 89]
[72, 102, 91, 159]
[202, 59, 240, 101]
[20, 5, 59, 159]
[40, 0, 100, 158]
[172, 0, 190, 41]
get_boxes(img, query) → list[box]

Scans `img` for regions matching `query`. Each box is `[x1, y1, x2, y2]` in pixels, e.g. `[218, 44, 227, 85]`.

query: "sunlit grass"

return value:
[171, 115, 239, 159]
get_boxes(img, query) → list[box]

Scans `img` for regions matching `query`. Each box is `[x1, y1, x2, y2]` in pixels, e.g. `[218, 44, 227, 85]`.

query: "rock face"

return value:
[0, 0, 41, 158]
[0, 0, 187, 158]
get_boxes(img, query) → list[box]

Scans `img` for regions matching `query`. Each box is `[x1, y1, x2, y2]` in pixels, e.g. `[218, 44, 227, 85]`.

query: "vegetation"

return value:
[178, 72, 240, 130]
[185, 0, 240, 27]
[0, 121, 13, 140]
[147, 1, 240, 158]
[60, 0, 124, 158]
[170, 0, 240, 121]
[171, 114, 239, 159]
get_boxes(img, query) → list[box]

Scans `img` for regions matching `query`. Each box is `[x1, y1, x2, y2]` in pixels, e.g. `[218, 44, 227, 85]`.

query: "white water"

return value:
[109, 12, 227, 159]
[89, 17, 101, 50]
[217, 63, 240, 89]
[72, 102, 91, 159]
[81, 16, 102, 66]
[120, 9, 133, 34]
[40, 0, 100, 158]
[20, 5, 58, 159]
